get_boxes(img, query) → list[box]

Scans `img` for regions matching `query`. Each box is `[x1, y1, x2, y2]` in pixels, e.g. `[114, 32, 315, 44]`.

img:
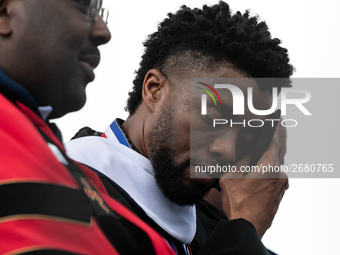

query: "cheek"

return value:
[170, 100, 190, 139]
[168, 114, 191, 164]
[177, 114, 191, 146]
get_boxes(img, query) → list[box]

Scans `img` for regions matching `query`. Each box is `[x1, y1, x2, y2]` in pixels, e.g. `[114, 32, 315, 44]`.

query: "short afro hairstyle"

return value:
[126, 1, 294, 115]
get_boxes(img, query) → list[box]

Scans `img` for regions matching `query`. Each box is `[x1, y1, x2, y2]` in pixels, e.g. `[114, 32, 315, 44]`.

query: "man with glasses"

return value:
[0, 0, 175, 254]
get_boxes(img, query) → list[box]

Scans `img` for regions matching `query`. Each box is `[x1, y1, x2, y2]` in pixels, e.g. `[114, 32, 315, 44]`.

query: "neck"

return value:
[122, 111, 149, 159]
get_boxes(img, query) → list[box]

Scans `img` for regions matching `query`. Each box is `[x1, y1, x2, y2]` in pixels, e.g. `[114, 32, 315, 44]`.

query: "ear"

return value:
[142, 69, 168, 113]
[0, 0, 12, 36]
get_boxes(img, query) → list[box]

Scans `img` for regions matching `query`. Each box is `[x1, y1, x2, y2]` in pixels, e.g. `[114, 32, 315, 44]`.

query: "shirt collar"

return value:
[108, 118, 140, 153]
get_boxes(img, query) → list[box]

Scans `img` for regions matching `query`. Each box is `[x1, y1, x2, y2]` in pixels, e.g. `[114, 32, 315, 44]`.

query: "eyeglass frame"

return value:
[88, 0, 109, 25]
[0, 0, 109, 25]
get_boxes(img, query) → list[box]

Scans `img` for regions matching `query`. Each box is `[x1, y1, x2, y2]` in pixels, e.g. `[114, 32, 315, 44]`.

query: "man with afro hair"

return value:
[67, 1, 292, 254]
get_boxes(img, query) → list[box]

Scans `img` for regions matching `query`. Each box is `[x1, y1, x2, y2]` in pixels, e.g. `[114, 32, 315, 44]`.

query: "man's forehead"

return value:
[168, 58, 272, 111]
[187, 64, 257, 98]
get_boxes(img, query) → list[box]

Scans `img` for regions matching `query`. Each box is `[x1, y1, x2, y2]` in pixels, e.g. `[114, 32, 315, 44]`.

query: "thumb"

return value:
[219, 154, 251, 183]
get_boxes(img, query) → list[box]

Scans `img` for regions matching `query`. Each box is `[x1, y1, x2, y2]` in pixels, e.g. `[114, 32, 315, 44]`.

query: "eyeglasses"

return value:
[0, 0, 109, 24]
[88, 0, 109, 25]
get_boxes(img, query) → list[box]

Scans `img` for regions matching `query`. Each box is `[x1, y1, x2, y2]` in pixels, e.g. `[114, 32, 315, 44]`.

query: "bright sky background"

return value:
[55, 0, 340, 254]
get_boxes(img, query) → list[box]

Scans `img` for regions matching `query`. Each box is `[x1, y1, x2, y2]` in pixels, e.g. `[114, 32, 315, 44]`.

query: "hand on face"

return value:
[219, 129, 289, 239]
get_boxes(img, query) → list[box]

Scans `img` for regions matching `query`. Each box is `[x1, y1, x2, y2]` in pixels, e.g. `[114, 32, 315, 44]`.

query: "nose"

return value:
[90, 17, 112, 46]
[208, 132, 237, 164]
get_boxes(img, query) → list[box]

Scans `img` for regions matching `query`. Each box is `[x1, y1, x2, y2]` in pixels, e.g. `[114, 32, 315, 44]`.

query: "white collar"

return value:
[65, 122, 196, 244]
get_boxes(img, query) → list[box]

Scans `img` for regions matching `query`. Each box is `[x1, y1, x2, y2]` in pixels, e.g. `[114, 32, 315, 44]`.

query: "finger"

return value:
[280, 172, 289, 190]
[278, 119, 287, 165]
[285, 182, 290, 190]
[221, 154, 251, 179]
[218, 154, 251, 191]
[262, 127, 280, 160]
[279, 176, 289, 200]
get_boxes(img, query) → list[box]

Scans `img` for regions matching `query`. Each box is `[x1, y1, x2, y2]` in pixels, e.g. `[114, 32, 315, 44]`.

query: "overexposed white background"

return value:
[55, 0, 340, 254]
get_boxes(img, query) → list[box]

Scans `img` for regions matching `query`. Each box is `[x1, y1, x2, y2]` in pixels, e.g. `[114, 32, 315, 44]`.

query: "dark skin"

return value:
[0, 0, 111, 118]
[219, 132, 288, 238]
[123, 66, 289, 239]
[122, 70, 168, 159]
[205, 121, 288, 213]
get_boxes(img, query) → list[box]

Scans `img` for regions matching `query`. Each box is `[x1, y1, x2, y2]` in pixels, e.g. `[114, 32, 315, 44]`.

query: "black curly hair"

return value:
[126, 1, 294, 115]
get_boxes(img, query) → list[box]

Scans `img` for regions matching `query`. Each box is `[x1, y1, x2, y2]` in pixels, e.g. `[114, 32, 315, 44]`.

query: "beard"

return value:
[148, 106, 209, 206]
